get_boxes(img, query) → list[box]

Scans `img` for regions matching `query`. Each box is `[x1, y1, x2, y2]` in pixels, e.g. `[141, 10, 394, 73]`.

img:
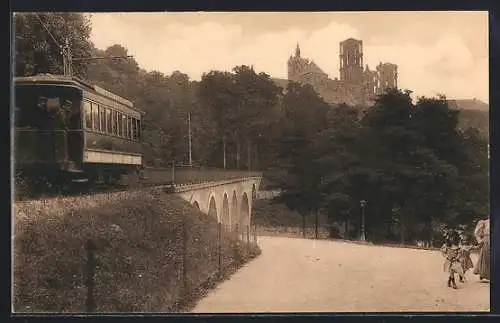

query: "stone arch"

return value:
[193, 201, 200, 210]
[240, 192, 250, 241]
[252, 184, 257, 201]
[222, 193, 230, 229]
[208, 196, 218, 221]
[231, 191, 238, 233]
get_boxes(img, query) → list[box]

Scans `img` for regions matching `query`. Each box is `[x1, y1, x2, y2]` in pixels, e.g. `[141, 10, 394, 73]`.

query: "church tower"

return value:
[339, 38, 364, 84]
[288, 43, 303, 81]
[295, 42, 301, 58]
[375, 62, 398, 93]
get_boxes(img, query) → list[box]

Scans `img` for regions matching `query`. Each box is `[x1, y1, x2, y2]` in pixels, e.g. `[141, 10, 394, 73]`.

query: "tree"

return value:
[197, 66, 281, 169]
[231, 66, 281, 170]
[450, 127, 489, 226]
[274, 82, 329, 237]
[315, 104, 363, 238]
[14, 12, 93, 77]
[87, 47, 203, 166]
[197, 70, 240, 168]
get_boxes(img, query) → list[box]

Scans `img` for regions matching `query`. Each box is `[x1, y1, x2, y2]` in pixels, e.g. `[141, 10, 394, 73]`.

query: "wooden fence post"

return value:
[218, 222, 222, 273]
[182, 216, 188, 294]
[86, 239, 96, 313]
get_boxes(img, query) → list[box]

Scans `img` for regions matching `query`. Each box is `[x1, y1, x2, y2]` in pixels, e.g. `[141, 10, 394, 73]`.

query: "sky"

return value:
[89, 12, 489, 103]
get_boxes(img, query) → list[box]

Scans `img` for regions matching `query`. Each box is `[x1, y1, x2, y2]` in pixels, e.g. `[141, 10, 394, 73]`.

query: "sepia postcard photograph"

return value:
[11, 11, 490, 314]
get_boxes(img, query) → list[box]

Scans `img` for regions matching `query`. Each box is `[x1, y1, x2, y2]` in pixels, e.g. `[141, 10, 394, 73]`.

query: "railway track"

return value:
[14, 177, 172, 202]
[14, 167, 263, 202]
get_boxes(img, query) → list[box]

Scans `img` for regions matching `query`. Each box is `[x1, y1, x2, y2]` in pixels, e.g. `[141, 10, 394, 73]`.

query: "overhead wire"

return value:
[33, 13, 63, 51]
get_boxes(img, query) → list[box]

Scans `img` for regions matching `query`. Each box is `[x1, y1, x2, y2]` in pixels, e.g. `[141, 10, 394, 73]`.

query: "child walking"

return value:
[458, 232, 475, 282]
[441, 230, 465, 289]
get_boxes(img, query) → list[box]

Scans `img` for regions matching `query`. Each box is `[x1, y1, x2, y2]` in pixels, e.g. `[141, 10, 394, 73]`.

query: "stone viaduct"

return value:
[171, 175, 262, 241]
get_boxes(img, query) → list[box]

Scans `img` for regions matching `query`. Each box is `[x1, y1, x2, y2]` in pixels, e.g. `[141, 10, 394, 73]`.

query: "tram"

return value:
[14, 74, 144, 186]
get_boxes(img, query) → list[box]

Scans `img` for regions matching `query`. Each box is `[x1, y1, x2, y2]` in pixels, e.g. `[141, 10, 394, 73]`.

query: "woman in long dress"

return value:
[473, 217, 490, 281]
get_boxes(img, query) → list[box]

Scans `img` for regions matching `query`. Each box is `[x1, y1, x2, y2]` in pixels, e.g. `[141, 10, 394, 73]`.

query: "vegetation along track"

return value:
[14, 167, 169, 201]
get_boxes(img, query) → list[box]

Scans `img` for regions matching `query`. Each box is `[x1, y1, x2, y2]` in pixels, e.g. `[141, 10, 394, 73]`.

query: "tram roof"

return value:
[15, 74, 144, 114]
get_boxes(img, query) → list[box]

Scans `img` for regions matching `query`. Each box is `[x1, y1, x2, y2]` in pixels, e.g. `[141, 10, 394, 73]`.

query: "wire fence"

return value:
[80, 199, 260, 313]
[13, 189, 261, 313]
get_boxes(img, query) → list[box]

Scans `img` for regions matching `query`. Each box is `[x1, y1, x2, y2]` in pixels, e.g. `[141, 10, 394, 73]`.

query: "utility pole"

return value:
[188, 112, 192, 166]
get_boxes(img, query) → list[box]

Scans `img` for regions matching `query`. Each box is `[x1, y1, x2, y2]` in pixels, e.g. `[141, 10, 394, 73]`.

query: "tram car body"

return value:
[14, 74, 144, 185]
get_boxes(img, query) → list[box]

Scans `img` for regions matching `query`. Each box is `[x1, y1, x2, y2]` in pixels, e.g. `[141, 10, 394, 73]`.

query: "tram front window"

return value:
[14, 85, 82, 131]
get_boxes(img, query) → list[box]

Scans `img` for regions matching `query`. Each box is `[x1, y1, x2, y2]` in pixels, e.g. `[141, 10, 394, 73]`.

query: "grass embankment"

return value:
[13, 190, 261, 313]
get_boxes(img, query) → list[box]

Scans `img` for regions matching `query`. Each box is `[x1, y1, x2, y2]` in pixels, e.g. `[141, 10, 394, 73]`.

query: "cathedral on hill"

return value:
[282, 38, 399, 107]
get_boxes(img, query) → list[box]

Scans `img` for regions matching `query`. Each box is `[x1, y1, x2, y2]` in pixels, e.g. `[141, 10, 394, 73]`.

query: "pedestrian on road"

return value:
[458, 232, 474, 281]
[473, 216, 490, 281]
[441, 230, 464, 289]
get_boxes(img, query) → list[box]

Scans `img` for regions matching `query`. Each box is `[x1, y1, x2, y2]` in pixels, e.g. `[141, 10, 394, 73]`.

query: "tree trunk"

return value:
[314, 209, 319, 239]
[400, 212, 405, 245]
[428, 220, 434, 248]
[236, 140, 240, 169]
[302, 214, 306, 238]
[345, 218, 349, 239]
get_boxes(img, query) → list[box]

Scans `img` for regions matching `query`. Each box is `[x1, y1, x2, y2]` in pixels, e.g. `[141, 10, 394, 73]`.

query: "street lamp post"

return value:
[360, 200, 368, 241]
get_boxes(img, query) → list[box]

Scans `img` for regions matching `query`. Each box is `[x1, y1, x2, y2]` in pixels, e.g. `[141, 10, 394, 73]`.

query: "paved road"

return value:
[192, 236, 490, 313]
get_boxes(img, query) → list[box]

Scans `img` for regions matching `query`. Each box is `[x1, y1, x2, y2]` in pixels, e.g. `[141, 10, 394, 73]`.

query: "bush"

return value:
[13, 190, 260, 313]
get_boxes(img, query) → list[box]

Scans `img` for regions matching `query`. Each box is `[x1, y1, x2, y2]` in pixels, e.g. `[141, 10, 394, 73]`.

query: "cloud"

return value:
[363, 35, 487, 101]
[90, 13, 488, 102]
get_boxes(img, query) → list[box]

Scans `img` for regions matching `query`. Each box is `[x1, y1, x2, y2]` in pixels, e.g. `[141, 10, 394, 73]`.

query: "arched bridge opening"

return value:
[240, 192, 250, 242]
[222, 193, 230, 230]
[208, 196, 217, 220]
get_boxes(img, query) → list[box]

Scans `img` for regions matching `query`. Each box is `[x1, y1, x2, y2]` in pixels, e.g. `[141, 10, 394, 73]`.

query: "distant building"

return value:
[273, 38, 399, 107]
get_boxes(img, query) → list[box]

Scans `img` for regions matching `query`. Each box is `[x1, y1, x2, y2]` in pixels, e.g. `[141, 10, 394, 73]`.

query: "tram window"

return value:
[126, 116, 130, 139]
[122, 114, 128, 139]
[131, 118, 136, 140]
[117, 112, 122, 137]
[92, 102, 99, 131]
[136, 119, 141, 140]
[136, 119, 141, 141]
[124, 116, 129, 139]
[127, 116, 131, 139]
[128, 116, 131, 139]
[111, 110, 117, 135]
[117, 112, 123, 137]
[129, 117, 134, 140]
[106, 108, 112, 134]
[84, 101, 92, 129]
[99, 105, 106, 132]
[114, 111, 119, 136]
[121, 114, 126, 138]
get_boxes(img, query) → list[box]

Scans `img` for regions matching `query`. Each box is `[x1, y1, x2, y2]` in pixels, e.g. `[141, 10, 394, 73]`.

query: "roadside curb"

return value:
[255, 231, 479, 253]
